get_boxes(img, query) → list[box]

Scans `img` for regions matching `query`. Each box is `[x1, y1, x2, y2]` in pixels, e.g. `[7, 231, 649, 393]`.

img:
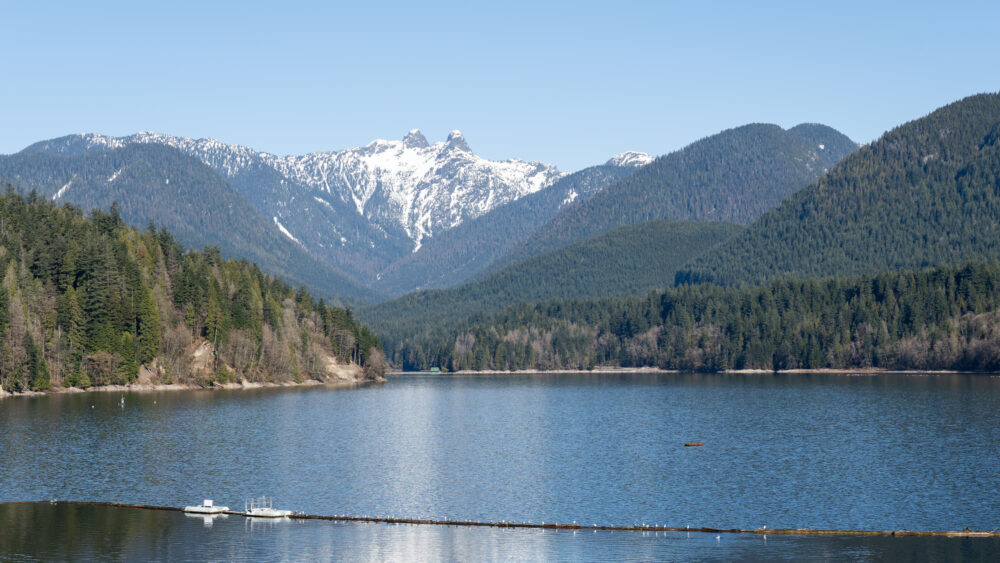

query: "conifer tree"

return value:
[135, 285, 160, 365]
[25, 331, 50, 391]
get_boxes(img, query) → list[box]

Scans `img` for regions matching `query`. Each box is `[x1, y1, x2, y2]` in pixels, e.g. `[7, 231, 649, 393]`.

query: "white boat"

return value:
[183, 499, 230, 514]
[244, 496, 292, 518]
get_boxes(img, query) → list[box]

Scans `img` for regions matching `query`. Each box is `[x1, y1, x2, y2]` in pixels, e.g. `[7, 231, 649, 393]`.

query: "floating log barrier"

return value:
[6, 501, 999, 538]
[684, 442, 704, 447]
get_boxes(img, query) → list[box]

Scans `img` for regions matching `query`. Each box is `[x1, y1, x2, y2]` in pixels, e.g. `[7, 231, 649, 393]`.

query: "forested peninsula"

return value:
[0, 190, 385, 395]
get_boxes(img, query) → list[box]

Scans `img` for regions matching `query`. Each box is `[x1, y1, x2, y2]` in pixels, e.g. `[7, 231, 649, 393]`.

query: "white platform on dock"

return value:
[183, 499, 229, 514]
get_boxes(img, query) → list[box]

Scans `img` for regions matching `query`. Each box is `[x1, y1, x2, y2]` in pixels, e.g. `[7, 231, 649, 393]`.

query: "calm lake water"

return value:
[2, 372, 999, 560]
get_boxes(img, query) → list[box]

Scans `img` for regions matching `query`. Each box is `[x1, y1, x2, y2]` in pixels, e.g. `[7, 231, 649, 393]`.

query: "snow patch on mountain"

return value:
[68, 133, 126, 152]
[313, 196, 334, 211]
[75, 132, 269, 178]
[53, 180, 72, 200]
[273, 216, 301, 245]
[561, 189, 578, 206]
[606, 151, 654, 168]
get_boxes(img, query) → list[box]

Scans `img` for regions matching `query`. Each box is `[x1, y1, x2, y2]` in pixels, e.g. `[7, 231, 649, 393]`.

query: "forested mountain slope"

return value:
[0, 191, 383, 393]
[374, 162, 640, 295]
[786, 123, 860, 168]
[679, 93, 1000, 286]
[489, 123, 856, 271]
[0, 144, 375, 303]
[363, 220, 741, 348]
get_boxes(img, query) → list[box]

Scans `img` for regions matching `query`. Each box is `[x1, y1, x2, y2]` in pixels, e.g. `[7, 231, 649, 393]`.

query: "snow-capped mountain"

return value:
[45, 130, 564, 253]
[267, 129, 563, 250]
[374, 158, 648, 296]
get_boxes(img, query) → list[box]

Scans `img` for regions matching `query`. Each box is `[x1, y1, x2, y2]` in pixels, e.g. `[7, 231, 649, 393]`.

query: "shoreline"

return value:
[0, 376, 383, 399]
[391, 367, 992, 376]
[7, 367, 992, 396]
[412, 366, 674, 376]
[725, 367, 970, 375]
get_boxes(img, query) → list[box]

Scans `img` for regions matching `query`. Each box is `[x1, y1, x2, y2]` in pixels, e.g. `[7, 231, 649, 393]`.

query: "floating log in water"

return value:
[6, 501, 999, 538]
[684, 442, 704, 447]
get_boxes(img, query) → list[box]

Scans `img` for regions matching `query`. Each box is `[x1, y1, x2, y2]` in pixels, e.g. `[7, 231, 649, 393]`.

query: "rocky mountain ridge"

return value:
[26, 131, 651, 285]
[30, 130, 567, 251]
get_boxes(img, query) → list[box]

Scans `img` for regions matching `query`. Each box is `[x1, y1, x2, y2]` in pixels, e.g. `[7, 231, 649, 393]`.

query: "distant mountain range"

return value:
[26, 130, 570, 281]
[7, 119, 857, 309]
[14, 130, 664, 297]
[6, 92, 1000, 375]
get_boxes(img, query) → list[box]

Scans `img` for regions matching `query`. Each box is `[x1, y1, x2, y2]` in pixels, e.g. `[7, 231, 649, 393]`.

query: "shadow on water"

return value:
[1, 503, 998, 562]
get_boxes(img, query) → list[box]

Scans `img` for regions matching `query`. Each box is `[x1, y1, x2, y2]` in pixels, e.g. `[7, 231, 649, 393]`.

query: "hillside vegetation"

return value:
[489, 123, 856, 270]
[0, 190, 383, 393]
[389, 262, 1000, 373]
[364, 220, 741, 348]
[679, 93, 1000, 286]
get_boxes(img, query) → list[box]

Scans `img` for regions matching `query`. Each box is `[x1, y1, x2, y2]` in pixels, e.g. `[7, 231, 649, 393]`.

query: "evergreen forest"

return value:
[364, 220, 741, 339]
[491, 123, 856, 271]
[0, 189, 383, 393]
[389, 262, 1000, 373]
[680, 93, 1000, 286]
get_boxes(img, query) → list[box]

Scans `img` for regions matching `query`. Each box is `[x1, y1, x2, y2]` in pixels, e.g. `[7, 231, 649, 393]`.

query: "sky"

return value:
[1, 0, 998, 171]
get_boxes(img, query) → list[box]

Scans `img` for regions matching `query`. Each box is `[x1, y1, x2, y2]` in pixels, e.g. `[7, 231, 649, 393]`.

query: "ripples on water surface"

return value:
[2, 373, 999, 559]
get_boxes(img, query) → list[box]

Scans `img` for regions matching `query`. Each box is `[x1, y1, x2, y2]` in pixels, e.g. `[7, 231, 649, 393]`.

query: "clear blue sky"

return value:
[2, 0, 997, 171]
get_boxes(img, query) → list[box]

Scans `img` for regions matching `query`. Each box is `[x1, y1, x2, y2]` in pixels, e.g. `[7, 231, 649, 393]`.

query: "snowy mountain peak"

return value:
[606, 151, 655, 168]
[445, 130, 471, 152]
[402, 129, 429, 149]
[36, 129, 564, 256]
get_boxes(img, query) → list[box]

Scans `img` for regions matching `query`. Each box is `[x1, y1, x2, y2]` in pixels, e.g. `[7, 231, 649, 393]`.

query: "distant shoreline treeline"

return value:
[388, 262, 1000, 373]
[0, 189, 384, 393]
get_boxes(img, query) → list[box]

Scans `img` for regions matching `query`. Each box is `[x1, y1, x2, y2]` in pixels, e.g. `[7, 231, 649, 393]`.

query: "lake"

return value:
[2, 372, 999, 560]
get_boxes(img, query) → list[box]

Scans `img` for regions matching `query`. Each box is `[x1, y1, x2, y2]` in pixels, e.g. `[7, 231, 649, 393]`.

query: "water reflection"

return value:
[1, 503, 998, 562]
[185, 512, 228, 528]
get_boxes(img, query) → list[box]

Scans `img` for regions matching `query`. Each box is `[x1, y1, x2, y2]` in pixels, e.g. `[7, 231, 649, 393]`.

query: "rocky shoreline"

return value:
[0, 372, 384, 399]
